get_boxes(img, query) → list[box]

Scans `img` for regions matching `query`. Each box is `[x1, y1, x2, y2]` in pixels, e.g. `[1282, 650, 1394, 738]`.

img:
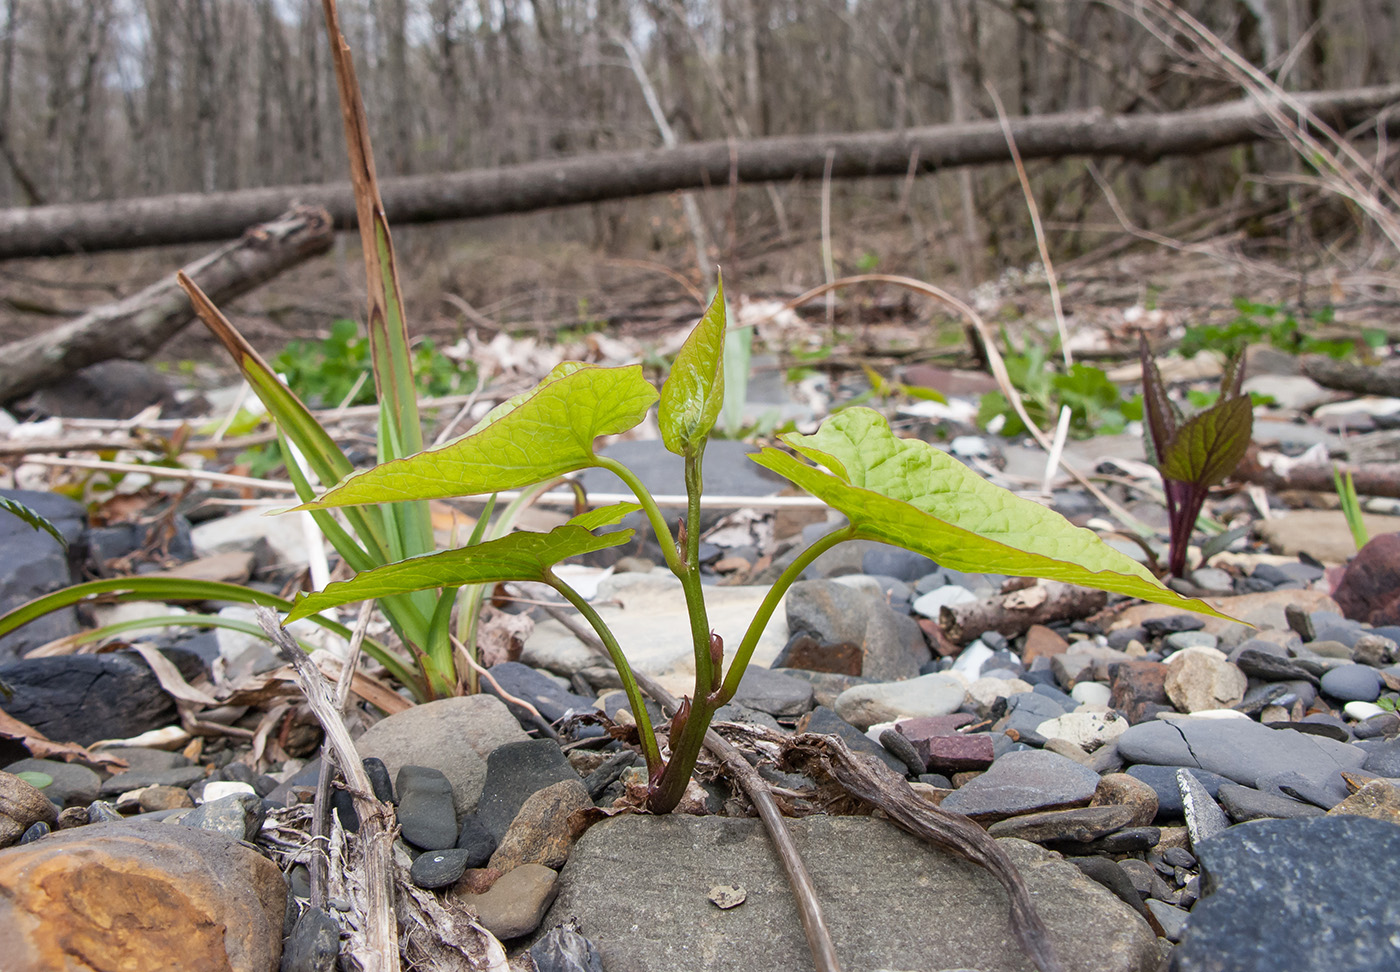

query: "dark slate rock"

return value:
[281, 906, 340, 972]
[86, 516, 194, 571]
[485, 661, 598, 726]
[529, 920, 607, 972]
[878, 729, 925, 776]
[581, 750, 637, 801]
[1, 649, 205, 745]
[1358, 737, 1400, 777]
[996, 691, 1069, 746]
[938, 750, 1100, 820]
[475, 740, 581, 843]
[0, 489, 85, 661]
[1235, 648, 1319, 684]
[455, 814, 498, 867]
[410, 847, 471, 889]
[3, 757, 100, 807]
[19, 821, 49, 844]
[980, 630, 1009, 652]
[1106, 626, 1146, 650]
[396, 765, 459, 851]
[861, 545, 937, 583]
[99, 764, 208, 797]
[1117, 718, 1366, 808]
[1217, 782, 1326, 822]
[730, 665, 815, 717]
[94, 746, 192, 774]
[1319, 664, 1384, 702]
[86, 800, 122, 823]
[711, 702, 781, 730]
[1031, 683, 1077, 710]
[986, 804, 1137, 844]
[1126, 765, 1231, 820]
[1311, 611, 1366, 648]
[1057, 827, 1161, 855]
[1142, 615, 1205, 636]
[796, 705, 906, 775]
[330, 758, 388, 834]
[1174, 816, 1400, 972]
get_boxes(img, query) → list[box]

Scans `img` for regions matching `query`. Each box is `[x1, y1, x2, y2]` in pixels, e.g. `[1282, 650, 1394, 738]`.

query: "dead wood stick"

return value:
[940, 581, 1108, 645]
[783, 733, 1064, 972]
[0, 205, 333, 403]
[1236, 449, 1400, 499]
[257, 606, 400, 972]
[539, 601, 841, 972]
[1301, 354, 1400, 398]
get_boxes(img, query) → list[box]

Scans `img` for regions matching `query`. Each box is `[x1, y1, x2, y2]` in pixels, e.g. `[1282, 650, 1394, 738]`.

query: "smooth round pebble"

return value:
[410, 848, 471, 889]
[202, 780, 257, 803]
[1344, 700, 1386, 722]
[1319, 664, 1384, 703]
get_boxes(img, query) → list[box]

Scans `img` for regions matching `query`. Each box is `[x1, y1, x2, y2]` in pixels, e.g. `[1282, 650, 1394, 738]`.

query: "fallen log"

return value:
[1301, 354, 1400, 398]
[1236, 448, 1400, 499]
[1, 85, 1397, 258]
[0, 206, 333, 404]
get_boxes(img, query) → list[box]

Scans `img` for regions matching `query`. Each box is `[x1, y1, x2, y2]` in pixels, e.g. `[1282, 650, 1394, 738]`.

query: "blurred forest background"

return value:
[0, 0, 1397, 354]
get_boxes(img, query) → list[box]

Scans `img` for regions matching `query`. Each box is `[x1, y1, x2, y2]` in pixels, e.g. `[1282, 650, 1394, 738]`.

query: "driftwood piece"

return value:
[1, 85, 1397, 257]
[258, 607, 401, 972]
[1236, 448, 1400, 499]
[782, 733, 1064, 972]
[940, 581, 1108, 645]
[0, 205, 332, 403]
[1301, 354, 1400, 398]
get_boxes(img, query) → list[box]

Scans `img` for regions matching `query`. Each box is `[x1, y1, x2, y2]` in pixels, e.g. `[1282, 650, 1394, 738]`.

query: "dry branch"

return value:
[1, 86, 1397, 258]
[1301, 354, 1400, 398]
[1236, 449, 1400, 499]
[940, 582, 1109, 645]
[0, 206, 333, 402]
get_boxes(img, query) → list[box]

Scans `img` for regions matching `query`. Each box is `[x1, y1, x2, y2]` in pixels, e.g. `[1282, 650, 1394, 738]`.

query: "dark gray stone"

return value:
[861, 544, 938, 582]
[0, 489, 85, 661]
[19, 820, 49, 844]
[538, 814, 1158, 972]
[939, 750, 1101, 820]
[711, 702, 780, 730]
[1358, 737, 1400, 777]
[396, 765, 459, 851]
[99, 764, 208, 797]
[995, 691, 1070, 746]
[475, 740, 581, 843]
[1174, 816, 1400, 972]
[784, 579, 870, 648]
[1, 649, 204, 745]
[730, 665, 814, 717]
[1319, 664, 1384, 702]
[86, 800, 122, 823]
[281, 906, 340, 972]
[1117, 718, 1365, 808]
[1234, 648, 1319, 684]
[1310, 611, 1365, 648]
[1069, 856, 1158, 928]
[878, 728, 925, 776]
[455, 814, 498, 867]
[485, 661, 598, 726]
[1216, 782, 1325, 822]
[530, 919, 606, 972]
[1126, 765, 1231, 820]
[410, 847, 471, 889]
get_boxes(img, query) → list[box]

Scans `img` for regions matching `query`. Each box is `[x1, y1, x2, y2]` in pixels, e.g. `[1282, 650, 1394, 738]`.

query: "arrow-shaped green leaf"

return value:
[659, 277, 726, 456]
[751, 408, 1233, 620]
[569, 502, 642, 531]
[297, 364, 659, 509]
[286, 525, 633, 622]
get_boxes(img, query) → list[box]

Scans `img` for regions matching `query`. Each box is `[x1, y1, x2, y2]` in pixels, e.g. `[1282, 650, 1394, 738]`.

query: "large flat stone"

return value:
[539, 814, 1157, 972]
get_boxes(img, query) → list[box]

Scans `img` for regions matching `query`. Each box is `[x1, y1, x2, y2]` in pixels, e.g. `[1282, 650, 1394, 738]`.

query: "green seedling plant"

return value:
[1333, 464, 1369, 552]
[1140, 334, 1254, 578]
[280, 277, 1231, 814]
[978, 333, 1130, 438]
[1178, 299, 1382, 361]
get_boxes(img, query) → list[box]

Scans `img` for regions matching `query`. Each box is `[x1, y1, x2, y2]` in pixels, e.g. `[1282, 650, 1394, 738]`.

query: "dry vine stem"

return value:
[257, 607, 401, 972]
[783, 733, 1065, 972]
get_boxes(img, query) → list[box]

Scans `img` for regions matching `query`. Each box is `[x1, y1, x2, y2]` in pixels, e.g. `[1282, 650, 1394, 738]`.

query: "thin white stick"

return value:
[20, 455, 299, 492]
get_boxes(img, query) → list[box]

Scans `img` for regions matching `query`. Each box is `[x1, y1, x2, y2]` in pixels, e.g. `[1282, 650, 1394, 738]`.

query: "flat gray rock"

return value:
[540, 814, 1158, 972]
[939, 750, 1101, 820]
[1116, 717, 1365, 807]
[730, 665, 814, 717]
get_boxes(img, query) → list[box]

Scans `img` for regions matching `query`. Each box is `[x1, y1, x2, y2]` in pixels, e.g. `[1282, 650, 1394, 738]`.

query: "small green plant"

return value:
[978, 334, 1130, 438]
[279, 281, 1229, 814]
[273, 318, 474, 408]
[1178, 299, 1375, 360]
[1333, 464, 1369, 552]
[0, 496, 67, 550]
[1140, 334, 1254, 578]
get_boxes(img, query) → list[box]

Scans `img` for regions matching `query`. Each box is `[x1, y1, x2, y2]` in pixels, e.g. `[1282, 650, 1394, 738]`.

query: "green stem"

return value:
[547, 570, 663, 774]
[715, 525, 856, 704]
[592, 456, 681, 575]
[647, 690, 716, 813]
[679, 449, 715, 700]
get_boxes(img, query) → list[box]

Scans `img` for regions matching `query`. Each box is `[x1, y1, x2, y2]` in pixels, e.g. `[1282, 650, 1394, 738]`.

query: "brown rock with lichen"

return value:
[0, 819, 287, 972]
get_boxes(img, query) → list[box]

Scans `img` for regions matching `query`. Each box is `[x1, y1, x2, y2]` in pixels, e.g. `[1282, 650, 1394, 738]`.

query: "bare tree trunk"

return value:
[938, 0, 985, 286]
[0, 84, 1396, 258]
[0, 207, 334, 402]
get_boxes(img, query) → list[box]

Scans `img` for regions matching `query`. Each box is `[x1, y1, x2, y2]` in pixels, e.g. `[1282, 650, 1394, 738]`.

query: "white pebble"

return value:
[1344, 700, 1386, 722]
[1070, 681, 1112, 707]
[201, 781, 257, 804]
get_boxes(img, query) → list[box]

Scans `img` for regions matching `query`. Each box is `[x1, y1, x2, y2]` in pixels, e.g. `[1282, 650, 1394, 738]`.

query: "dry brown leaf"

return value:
[0, 709, 128, 769]
[477, 605, 533, 668]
